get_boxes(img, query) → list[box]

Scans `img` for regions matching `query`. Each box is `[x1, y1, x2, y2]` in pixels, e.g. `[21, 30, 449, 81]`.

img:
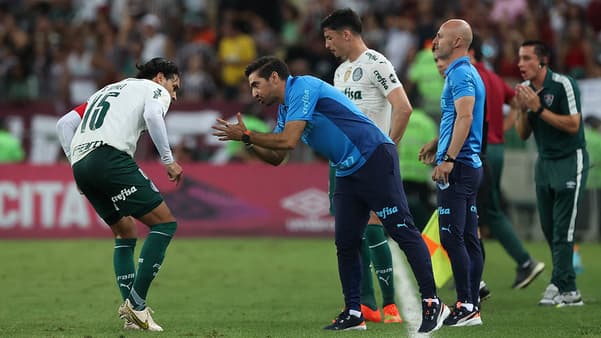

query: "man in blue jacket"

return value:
[212, 56, 449, 333]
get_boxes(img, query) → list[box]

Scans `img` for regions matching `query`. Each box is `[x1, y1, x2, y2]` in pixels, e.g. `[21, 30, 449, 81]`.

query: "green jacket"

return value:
[0, 131, 24, 163]
[584, 127, 601, 189]
[398, 109, 438, 182]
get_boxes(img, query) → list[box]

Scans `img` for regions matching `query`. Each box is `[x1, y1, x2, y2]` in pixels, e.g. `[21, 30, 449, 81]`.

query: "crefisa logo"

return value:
[280, 188, 334, 232]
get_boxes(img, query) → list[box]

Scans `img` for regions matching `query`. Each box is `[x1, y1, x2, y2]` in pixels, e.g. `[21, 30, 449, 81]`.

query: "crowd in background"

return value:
[1, 0, 601, 111]
[0, 0, 599, 241]
[1, 0, 601, 162]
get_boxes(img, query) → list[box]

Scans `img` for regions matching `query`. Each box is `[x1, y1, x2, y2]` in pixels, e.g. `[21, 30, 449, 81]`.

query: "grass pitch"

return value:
[0, 238, 599, 337]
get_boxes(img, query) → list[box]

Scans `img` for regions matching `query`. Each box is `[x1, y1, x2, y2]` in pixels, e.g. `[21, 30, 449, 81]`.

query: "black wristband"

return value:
[241, 130, 251, 145]
[534, 105, 544, 116]
[443, 153, 455, 163]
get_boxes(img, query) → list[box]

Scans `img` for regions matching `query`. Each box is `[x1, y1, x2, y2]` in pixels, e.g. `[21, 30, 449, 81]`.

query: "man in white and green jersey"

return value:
[322, 8, 413, 324]
[56, 57, 183, 331]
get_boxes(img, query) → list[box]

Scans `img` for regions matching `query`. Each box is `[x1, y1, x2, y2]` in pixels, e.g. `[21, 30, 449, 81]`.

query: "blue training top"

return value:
[437, 56, 485, 168]
[273, 75, 393, 176]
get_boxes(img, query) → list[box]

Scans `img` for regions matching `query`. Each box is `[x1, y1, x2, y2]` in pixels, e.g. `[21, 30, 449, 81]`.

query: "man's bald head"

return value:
[433, 19, 473, 61]
[442, 19, 473, 48]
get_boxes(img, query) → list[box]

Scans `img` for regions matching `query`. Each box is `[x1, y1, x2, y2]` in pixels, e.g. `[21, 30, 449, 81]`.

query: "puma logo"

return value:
[378, 275, 391, 286]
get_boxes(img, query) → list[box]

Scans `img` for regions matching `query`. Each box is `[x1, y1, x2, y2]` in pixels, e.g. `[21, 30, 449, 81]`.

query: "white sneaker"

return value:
[123, 320, 140, 330]
[538, 284, 559, 306]
[554, 290, 584, 307]
[118, 299, 164, 331]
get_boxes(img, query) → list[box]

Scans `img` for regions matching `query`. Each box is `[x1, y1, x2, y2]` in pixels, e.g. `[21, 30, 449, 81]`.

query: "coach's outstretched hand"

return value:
[212, 112, 248, 142]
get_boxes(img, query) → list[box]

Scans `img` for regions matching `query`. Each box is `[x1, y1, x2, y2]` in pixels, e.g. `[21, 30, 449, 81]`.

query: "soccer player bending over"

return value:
[56, 57, 183, 331]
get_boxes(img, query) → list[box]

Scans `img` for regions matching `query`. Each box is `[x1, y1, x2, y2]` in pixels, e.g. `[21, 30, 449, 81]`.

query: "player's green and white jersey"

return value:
[70, 78, 171, 164]
[333, 49, 402, 134]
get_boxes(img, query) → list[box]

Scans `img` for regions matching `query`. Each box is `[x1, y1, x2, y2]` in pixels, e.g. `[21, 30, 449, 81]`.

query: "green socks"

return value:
[360, 237, 377, 310]
[365, 224, 395, 306]
[128, 222, 177, 310]
[114, 238, 137, 300]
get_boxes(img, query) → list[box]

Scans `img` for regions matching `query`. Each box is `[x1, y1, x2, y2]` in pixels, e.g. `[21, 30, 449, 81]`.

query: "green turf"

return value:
[0, 238, 599, 337]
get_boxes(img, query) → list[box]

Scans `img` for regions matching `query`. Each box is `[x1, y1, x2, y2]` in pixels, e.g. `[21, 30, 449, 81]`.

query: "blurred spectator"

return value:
[217, 18, 256, 99]
[139, 13, 173, 62]
[64, 27, 97, 105]
[559, 20, 594, 79]
[0, 117, 25, 163]
[250, 14, 278, 56]
[490, 0, 528, 25]
[397, 107, 437, 230]
[406, 40, 444, 118]
[584, 116, 601, 190]
[383, 14, 416, 78]
[5, 59, 38, 101]
[281, 1, 301, 48]
[361, 13, 386, 52]
[180, 53, 216, 101]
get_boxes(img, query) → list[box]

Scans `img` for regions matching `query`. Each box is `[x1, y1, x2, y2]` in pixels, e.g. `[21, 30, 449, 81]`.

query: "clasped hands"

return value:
[515, 84, 543, 112]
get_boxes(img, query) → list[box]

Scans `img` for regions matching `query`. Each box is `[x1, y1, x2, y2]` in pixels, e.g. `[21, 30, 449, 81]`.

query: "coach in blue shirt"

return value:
[420, 19, 485, 327]
[212, 56, 450, 333]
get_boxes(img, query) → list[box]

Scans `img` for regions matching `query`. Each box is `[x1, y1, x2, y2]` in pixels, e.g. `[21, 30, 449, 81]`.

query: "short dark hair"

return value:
[469, 34, 483, 62]
[320, 8, 362, 34]
[521, 40, 550, 65]
[135, 57, 180, 80]
[244, 56, 290, 80]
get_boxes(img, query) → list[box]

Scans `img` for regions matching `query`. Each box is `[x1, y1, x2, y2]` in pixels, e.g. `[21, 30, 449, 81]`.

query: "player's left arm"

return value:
[143, 99, 175, 165]
[371, 59, 411, 144]
[387, 87, 412, 144]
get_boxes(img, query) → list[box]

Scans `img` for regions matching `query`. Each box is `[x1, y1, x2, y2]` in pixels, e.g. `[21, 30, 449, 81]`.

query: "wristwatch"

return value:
[241, 130, 251, 145]
[443, 153, 455, 163]
[533, 105, 544, 117]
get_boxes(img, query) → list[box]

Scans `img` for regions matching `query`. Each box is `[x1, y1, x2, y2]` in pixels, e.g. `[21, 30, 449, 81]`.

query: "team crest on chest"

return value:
[543, 94, 554, 107]
[352, 68, 363, 81]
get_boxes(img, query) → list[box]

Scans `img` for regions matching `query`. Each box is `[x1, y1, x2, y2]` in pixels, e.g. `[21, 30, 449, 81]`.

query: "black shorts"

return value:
[72, 145, 163, 225]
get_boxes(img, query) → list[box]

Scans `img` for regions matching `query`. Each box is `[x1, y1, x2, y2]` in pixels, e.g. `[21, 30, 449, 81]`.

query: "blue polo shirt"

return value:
[437, 56, 485, 168]
[273, 75, 393, 176]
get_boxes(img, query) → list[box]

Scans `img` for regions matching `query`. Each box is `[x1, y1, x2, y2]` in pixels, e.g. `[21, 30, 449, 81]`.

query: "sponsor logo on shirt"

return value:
[73, 140, 105, 155]
[343, 88, 363, 100]
[373, 70, 389, 90]
[438, 207, 451, 215]
[302, 89, 311, 115]
[365, 51, 379, 61]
